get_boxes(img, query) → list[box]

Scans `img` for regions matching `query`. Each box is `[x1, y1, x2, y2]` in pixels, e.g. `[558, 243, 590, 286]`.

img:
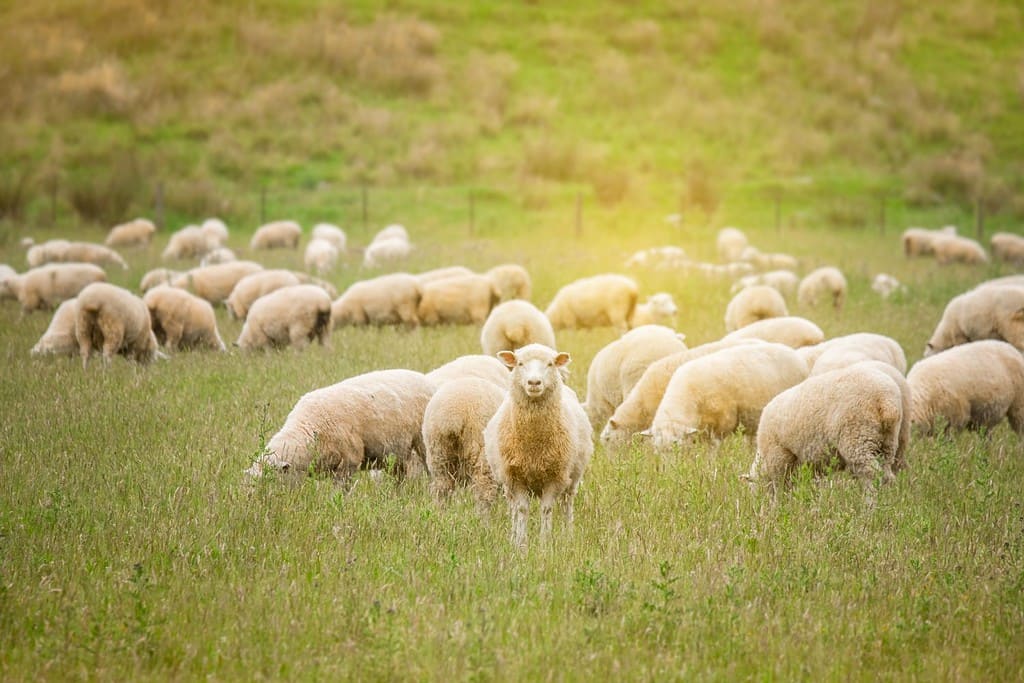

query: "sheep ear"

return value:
[607, 418, 618, 429]
[497, 350, 516, 368]
[553, 352, 571, 367]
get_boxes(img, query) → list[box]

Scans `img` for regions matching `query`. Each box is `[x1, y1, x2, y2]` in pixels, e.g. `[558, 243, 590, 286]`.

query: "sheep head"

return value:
[498, 343, 569, 401]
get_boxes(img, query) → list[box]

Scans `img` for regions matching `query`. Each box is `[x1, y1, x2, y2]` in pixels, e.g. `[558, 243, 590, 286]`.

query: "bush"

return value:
[68, 153, 142, 225]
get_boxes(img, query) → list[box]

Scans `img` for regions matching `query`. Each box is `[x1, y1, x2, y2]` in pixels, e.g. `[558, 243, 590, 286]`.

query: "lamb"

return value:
[225, 269, 302, 319]
[331, 273, 421, 328]
[423, 377, 506, 506]
[304, 237, 339, 275]
[426, 354, 511, 390]
[901, 226, 956, 257]
[199, 247, 236, 266]
[75, 282, 159, 368]
[730, 270, 800, 299]
[583, 325, 687, 432]
[4, 263, 107, 314]
[908, 340, 1024, 436]
[932, 234, 988, 265]
[417, 274, 499, 326]
[246, 369, 436, 481]
[484, 344, 593, 548]
[990, 232, 1024, 266]
[485, 264, 532, 301]
[28, 239, 128, 270]
[630, 292, 678, 328]
[30, 299, 79, 357]
[724, 284, 788, 332]
[200, 218, 229, 247]
[170, 261, 264, 305]
[721, 316, 825, 349]
[162, 225, 214, 260]
[139, 268, 181, 293]
[142, 285, 226, 352]
[545, 273, 639, 332]
[235, 284, 332, 351]
[105, 218, 156, 248]
[745, 361, 910, 502]
[363, 237, 412, 268]
[415, 266, 475, 285]
[650, 342, 808, 450]
[480, 300, 556, 357]
[311, 223, 347, 251]
[924, 285, 1024, 356]
[717, 227, 749, 262]
[250, 220, 302, 250]
[797, 266, 847, 310]
[871, 273, 905, 299]
[797, 332, 907, 376]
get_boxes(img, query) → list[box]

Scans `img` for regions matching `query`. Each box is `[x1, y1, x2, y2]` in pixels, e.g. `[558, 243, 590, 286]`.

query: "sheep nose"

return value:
[527, 378, 542, 387]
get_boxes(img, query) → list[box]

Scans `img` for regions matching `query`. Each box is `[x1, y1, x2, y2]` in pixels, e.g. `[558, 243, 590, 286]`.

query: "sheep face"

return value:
[647, 292, 678, 317]
[498, 344, 569, 401]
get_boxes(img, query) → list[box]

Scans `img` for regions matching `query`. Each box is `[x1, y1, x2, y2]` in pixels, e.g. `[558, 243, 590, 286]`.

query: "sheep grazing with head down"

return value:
[331, 273, 422, 328]
[932, 234, 988, 265]
[162, 225, 214, 261]
[924, 285, 1024, 356]
[545, 274, 638, 332]
[311, 223, 347, 251]
[200, 218, 229, 248]
[250, 220, 302, 250]
[730, 270, 800, 300]
[236, 285, 333, 351]
[723, 285, 788, 332]
[75, 282, 159, 368]
[105, 218, 156, 248]
[484, 344, 593, 549]
[28, 239, 128, 270]
[225, 269, 302, 320]
[170, 261, 264, 305]
[485, 263, 532, 302]
[797, 266, 847, 311]
[480, 300, 556, 358]
[901, 225, 956, 257]
[31, 298, 79, 357]
[418, 274, 499, 326]
[630, 292, 678, 328]
[143, 285, 226, 352]
[4, 263, 107, 314]
[304, 238, 339, 275]
[991, 232, 1024, 266]
[717, 227, 748, 262]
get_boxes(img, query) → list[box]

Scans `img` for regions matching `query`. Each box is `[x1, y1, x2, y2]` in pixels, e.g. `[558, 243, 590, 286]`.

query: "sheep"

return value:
[797, 266, 847, 311]
[363, 237, 412, 268]
[142, 285, 226, 352]
[901, 226, 956, 257]
[200, 218, 229, 247]
[485, 263, 532, 301]
[600, 339, 766, 447]
[27, 239, 128, 270]
[624, 246, 687, 269]
[139, 268, 181, 293]
[304, 237, 339, 275]
[292, 272, 339, 299]
[199, 247, 236, 266]
[932, 234, 988, 265]
[717, 227, 748, 262]
[480, 300, 556, 357]
[991, 232, 1024, 266]
[170, 261, 264, 305]
[721, 316, 825, 349]
[741, 248, 799, 271]
[0, 264, 17, 300]
[246, 369, 435, 481]
[75, 282, 159, 368]
[924, 285, 1024, 356]
[744, 361, 909, 502]
[162, 225, 214, 261]
[4, 263, 107, 314]
[418, 274, 499, 326]
[235, 284, 332, 351]
[797, 332, 907, 376]
[630, 292, 678, 328]
[871, 273, 905, 299]
[730, 270, 800, 299]
[311, 223, 347, 251]
[225, 269, 302, 320]
[250, 220, 302, 250]
[650, 342, 808, 450]
[426, 354, 511, 390]
[373, 224, 409, 244]
[908, 340, 1024, 436]
[545, 274, 638, 332]
[484, 344, 593, 548]
[583, 325, 687, 432]
[105, 218, 156, 248]
[331, 273, 421, 328]
[724, 284, 789, 332]
[423, 377, 506, 506]
[30, 298, 79, 357]
[415, 266, 476, 285]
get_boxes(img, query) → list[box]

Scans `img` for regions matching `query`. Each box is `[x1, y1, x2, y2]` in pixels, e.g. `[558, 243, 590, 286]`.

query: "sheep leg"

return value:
[470, 457, 497, 510]
[507, 488, 529, 549]
[539, 485, 560, 543]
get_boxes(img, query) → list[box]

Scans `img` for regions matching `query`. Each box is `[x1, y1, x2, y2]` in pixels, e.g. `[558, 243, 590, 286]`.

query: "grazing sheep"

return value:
[741, 247, 799, 271]
[426, 354, 511, 390]
[246, 369, 435, 481]
[871, 273, 905, 299]
[924, 285, 1024, 356]
[170, 261, 264, 305]
[105, 218, 156, 248]
[4, 263, 107, 314]
[583, 325, 687, 432]
[304, 237, 339, 275]
[162, 225, 214, 261]
[250, 220, 302, 250]
[143, 285, 226, 352]
[75, 282, 159, 368]
[415, 266, 475, 285]
[724, 285, 789, 332]
[423, 377, 506, 506]
[630, 292, 678, 328]
[480, 300, 556, 357]
[991, 232, 1024, 266]
[30, 299, 79, 357]
[932, 234, 988, 265]
[484, 344, 593, 549]
[199, 218, 229, 247]
[730, 270, 800, 299]
[901, 226, 956, 257]
[373, 224, 409, 244]
[545, 273, 639, 332]
[908, 340, 1024, 436]
[717, 227, 749, 262]
[331, 273, 422, 328]
[721, 315, 825, 349]
[312, 223, 347, 251]
[199, 247, 236, 266]
[797, 266, 847, 311]
[650, 342, 808, 450]
[977, 275, 1024, 290]
[418, 274, 499, 326]
[28, 239, 128, 270]
[225, 269, 302, 320]
[485, 264, 532, 302]
[235, 284, 332, 351]
[139, 268, 182, 293]
[745, 361, 909, 502]
[798, 332, 907, 376]
[363, 237, 413, 268]
[624, 246, 687, 269]
[0, 264, 18, 300]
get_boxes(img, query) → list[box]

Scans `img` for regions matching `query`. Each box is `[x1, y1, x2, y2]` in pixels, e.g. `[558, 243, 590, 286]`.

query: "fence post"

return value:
[468, 189, 475, 236]
[575, 191, 582, 238]
[361, 186, 368, 231]
[154, 181, 164, 230]
[260, 184, 267, 225]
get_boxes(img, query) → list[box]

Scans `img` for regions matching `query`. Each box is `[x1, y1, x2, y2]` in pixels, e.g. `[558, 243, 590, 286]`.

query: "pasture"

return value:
[1, 217, 1023, 680]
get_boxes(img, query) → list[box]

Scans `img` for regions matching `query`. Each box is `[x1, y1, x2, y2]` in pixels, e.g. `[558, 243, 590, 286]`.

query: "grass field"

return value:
[1, 217, 1023, 680]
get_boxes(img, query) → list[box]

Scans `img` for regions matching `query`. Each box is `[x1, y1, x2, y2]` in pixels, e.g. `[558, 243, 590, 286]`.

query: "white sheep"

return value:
[246, 369, 435, 481]
[418, 274, 498, 326]
[650, 342, 808, 450]
[724, 284, 789, 332]
[721, 315, 825, 349]
[200, 218, 229, 247]
[932, 234, 988, 265]
[624, 246, 687, 269]
[225, 269, 302, 320]
[331, 273, 421, 327]
[426, 354, 511, 390]
[484, 344, 593, 549]
[730, 270, 799, 299]
[170, 261, 264, 305]
[311, 223, 347, 251]
[292, 272, 338, 299]
[30, 298, 79, 357]
[250, 220, 302, 250]
[908, 340, 1024, 436]
[742, 248, 799, 271]
[303, 237, 339, 275]
[901, 226, 956, 257]
[480, 300, 556, 358]
[484, 263, 532, 302]
[162, 225, 214, 260]
[871, 273, 905, 299]
[0, 264, 18, 300]
[415, 266, 475, 285]
[797, 266, 847, 311]
[139, 268, 182, 293]
[235, 284, 333, 351]
[583, 325, 687, 432]
[545, 273, 638, 332]
[28, 239, 128, 270]
[363, 237, 412, 268]
[991, 232, 1024, 266]
[143, 285, 226, 352]
[797, 332, 907, 376]
[717, 227, 749, 262]
[75, 282, 159, 368]
[4, 263, 107, 314]
[373, 224, 410, 244]
[199, 247, 237, 266]
[423, 377, 506, 506]
[630, 292, 678, 328]
[105, 218, 156, 248]
[924, 285, 1024, 356]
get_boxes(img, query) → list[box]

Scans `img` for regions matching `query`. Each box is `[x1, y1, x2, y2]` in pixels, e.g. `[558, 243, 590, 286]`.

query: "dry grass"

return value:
[52, 60, 136, 116]
[521, 138, 581, 182]
[611, 19, 662, 53]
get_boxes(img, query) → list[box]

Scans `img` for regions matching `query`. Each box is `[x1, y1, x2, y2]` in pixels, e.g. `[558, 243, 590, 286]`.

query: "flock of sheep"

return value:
[3, 217, 1024, 548]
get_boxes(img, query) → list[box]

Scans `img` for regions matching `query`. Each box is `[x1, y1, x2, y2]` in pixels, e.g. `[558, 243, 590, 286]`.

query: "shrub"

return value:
[68, 153, 142, 225]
